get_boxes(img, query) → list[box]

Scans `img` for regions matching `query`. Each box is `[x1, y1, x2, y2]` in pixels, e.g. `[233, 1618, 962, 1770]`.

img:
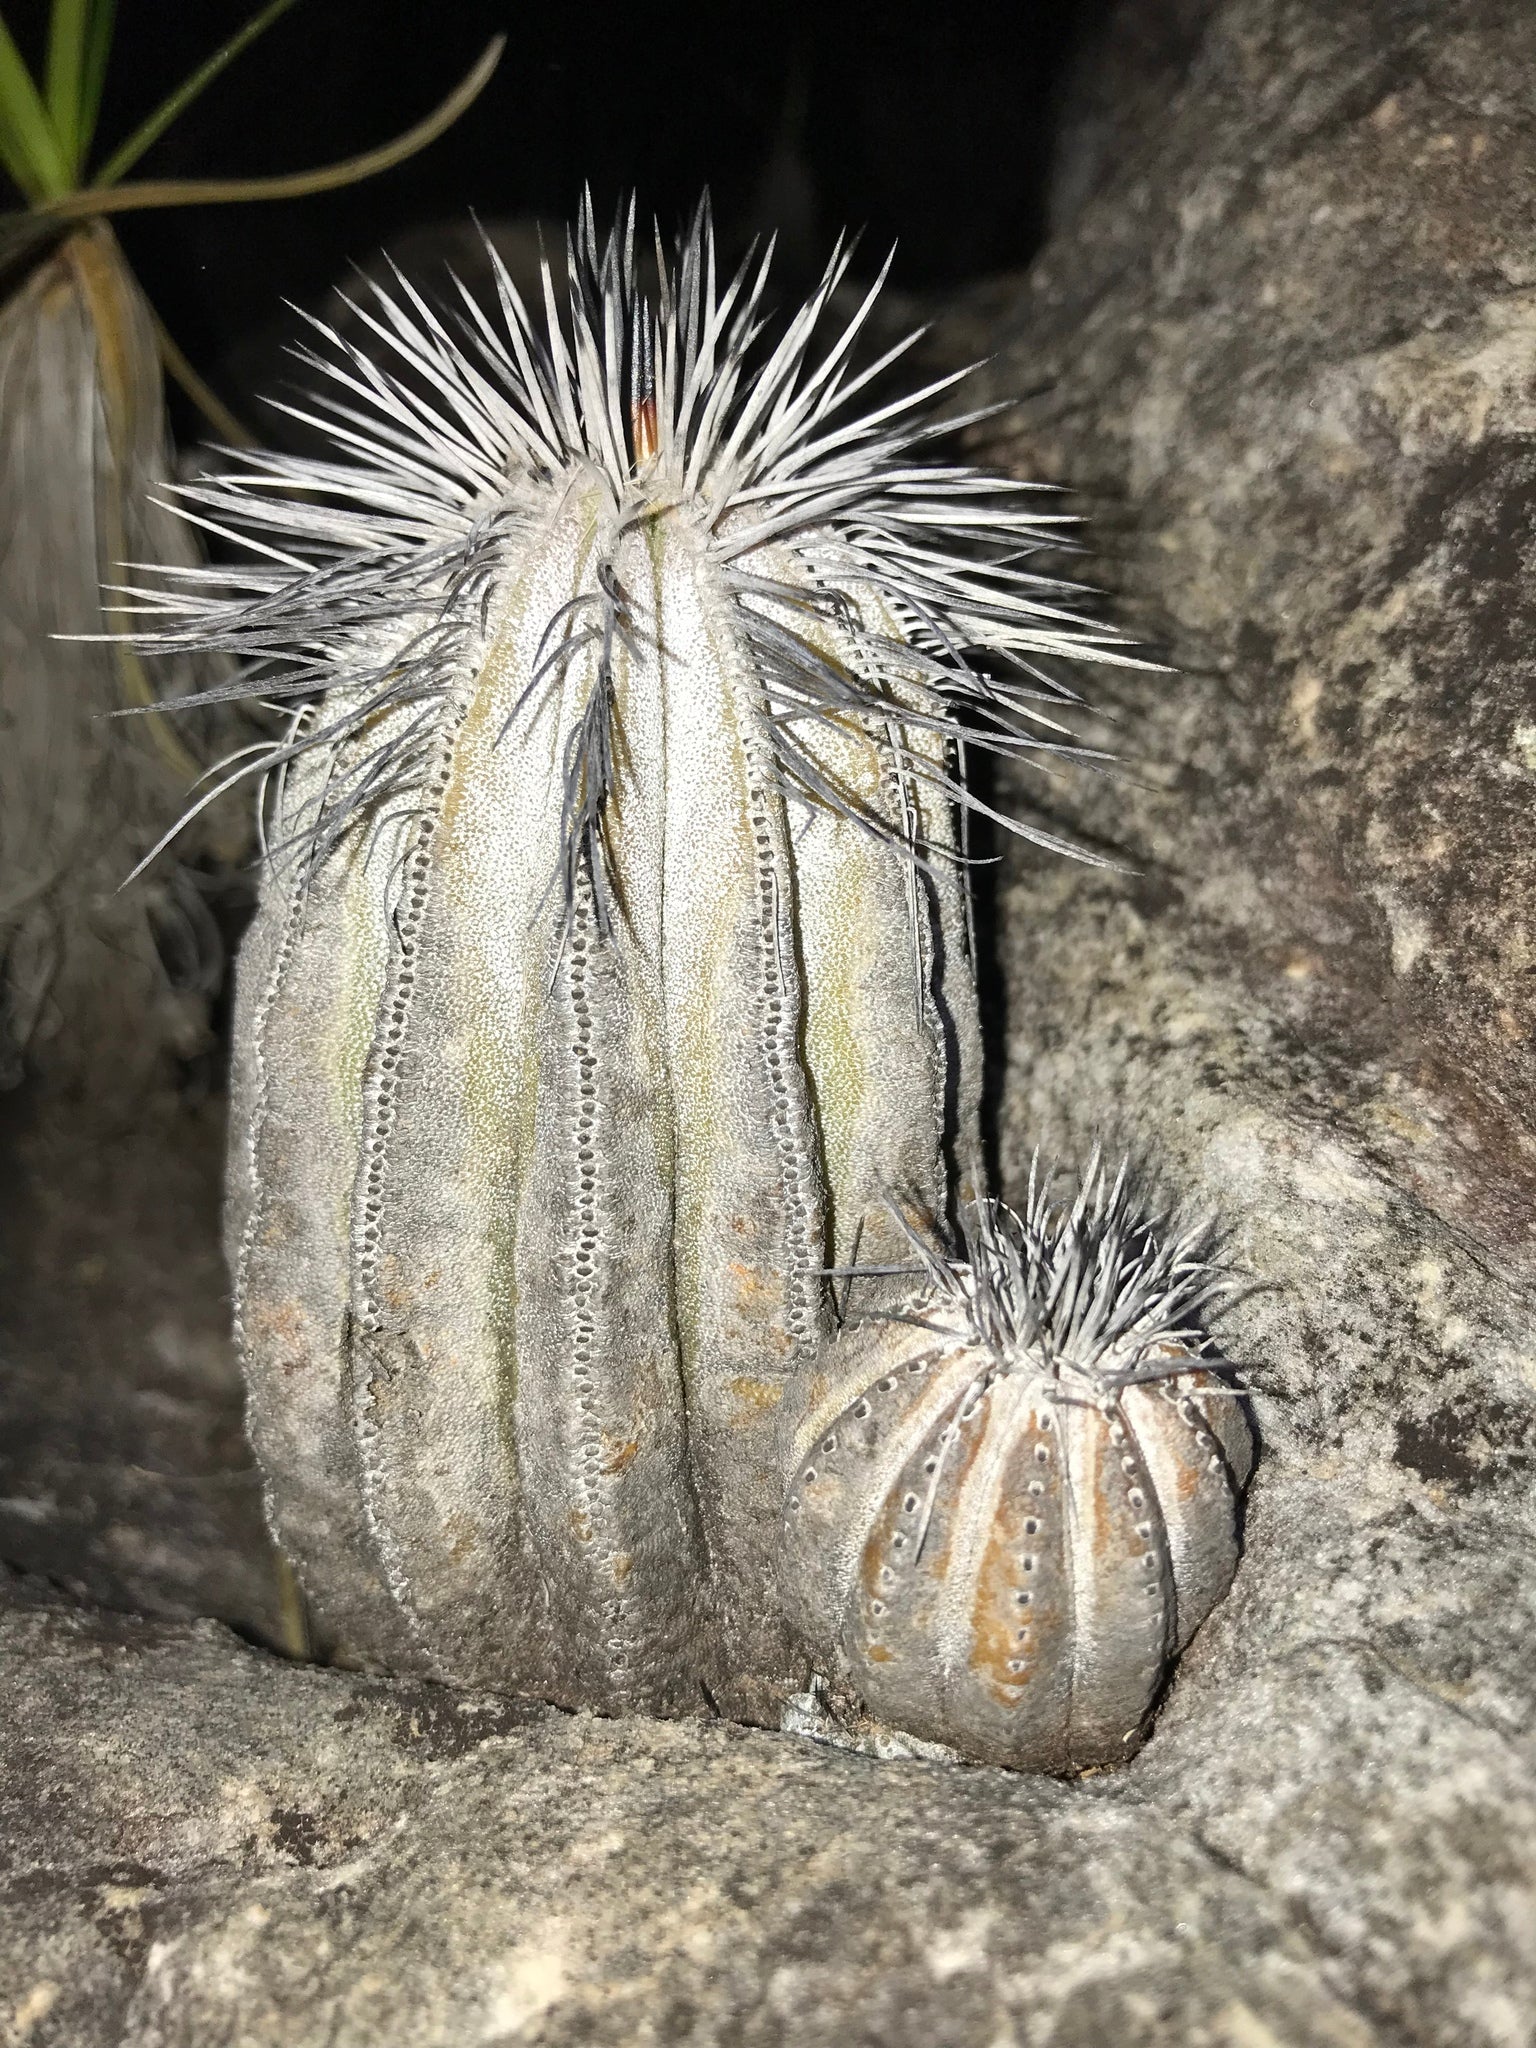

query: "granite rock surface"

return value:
[0, 1578, 1385, 2048]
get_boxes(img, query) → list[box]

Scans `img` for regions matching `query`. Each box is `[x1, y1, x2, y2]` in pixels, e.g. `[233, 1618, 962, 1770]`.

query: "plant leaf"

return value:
[77, 0, 116, 165]
[45, 0, 90, 177]
[45, 34, 504, 217]
[90, 0, 299, 190]
[0, 10, 71, 199]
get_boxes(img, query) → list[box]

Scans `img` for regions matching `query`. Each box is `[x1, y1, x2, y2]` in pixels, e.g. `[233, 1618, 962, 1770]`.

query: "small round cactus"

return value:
[780, 1160, 1254, 1771]
[132, 197, 1156, 1736]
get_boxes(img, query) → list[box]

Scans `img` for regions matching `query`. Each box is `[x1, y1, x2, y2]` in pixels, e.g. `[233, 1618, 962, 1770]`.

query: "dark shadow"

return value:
[962, 745, 1010, 1198]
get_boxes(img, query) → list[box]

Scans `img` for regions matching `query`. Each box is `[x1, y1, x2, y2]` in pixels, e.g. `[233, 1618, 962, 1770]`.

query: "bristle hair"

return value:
[122, 192, 1149, 899]
[880, 1152, 1236, 1393]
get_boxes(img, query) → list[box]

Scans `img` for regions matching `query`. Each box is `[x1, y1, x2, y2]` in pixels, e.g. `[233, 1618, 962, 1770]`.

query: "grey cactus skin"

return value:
[780, 1183, 1254, 1770]
[146, 198, 1153, 1739]
[227, 503, 980, 1712]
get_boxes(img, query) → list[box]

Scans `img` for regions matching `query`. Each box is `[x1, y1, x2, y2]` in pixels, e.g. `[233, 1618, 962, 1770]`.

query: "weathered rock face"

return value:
[0, 1094, 288, 1649]
[977, 0, 1536, 1260]
[962, 0, 1536, 2036]
[3, 0, 1536, 2039]
[0, 1577, 1389, 2048]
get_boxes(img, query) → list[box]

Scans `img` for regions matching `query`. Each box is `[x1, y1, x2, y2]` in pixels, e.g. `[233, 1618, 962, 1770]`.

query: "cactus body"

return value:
[145, 201, 1149, 1730]
[228, 489, 978, 1709]
[780, 1173, 1254, 1770]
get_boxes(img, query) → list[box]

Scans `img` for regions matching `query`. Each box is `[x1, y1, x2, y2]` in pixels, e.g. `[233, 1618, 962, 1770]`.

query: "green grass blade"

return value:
[45, 0, 89, 177]
[77, 0, 115, 162]
[91, 0, 298, 189]
[0, 10, 71, 198]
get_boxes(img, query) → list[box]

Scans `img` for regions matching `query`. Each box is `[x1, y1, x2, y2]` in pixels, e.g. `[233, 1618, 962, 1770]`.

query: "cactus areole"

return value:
[134, 197, 1248, 1763]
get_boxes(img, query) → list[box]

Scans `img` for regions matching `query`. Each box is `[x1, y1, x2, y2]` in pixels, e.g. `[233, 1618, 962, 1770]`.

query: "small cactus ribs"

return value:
[780, 1172, 1254, 1770]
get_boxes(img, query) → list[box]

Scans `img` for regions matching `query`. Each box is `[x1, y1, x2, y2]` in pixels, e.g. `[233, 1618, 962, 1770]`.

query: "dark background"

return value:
[8, 1, 1104, 383]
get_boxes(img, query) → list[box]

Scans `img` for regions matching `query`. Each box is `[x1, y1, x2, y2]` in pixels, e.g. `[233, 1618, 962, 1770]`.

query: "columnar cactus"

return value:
[137, 199, 1192, 1743]
[780, 1163, 1254, 1770]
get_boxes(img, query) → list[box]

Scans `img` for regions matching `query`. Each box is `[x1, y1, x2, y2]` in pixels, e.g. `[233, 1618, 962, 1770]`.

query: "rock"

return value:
[0, 1094, 288, 1651]
[977, 0, 1536, 1228]
[0, 1579, 1380, 2048]
[3, 0, 1536, 2038]
[959, 0, 1536, 2037]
